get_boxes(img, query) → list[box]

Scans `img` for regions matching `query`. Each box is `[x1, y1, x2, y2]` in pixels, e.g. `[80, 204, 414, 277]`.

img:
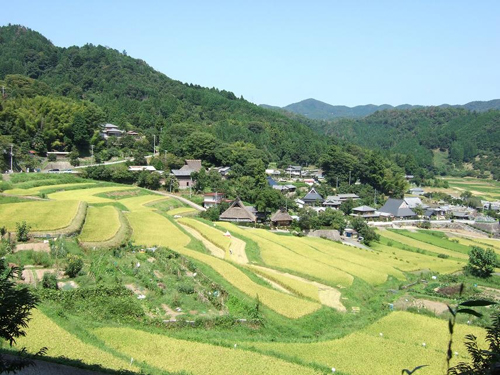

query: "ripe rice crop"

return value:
[15, 309, 137, 371]
[179, 218, 231, 251]
[379, 230, 468, 260]
[250, 311, 486, 375]
[49, 186, 136, 204]
[217, 222, 353, 287]
[94, 327, 322, 375]
[0, 200, 80, 231]
[79, 206, 121, 242]
[127, 211, 191, 249]
[176, 247, 321, 318]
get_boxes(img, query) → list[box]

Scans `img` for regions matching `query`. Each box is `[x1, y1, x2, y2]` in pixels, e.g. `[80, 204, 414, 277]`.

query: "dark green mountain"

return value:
[265, 98, 500, 120]
[0, 25, 329, 166]
[313, 107, 500, 181]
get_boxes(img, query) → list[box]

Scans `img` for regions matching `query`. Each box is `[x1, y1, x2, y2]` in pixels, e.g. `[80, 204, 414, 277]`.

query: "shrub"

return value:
[47, 153, 57, 162]
[65, 255, 84, 278]
[16, 221, 31, 242]
[41, 272, 58, 290]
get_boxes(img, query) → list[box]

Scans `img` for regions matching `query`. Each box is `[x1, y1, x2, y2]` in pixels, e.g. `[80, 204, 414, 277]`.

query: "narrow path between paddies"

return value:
[179, 223, 225, 259]
[251, 265, 347, 312]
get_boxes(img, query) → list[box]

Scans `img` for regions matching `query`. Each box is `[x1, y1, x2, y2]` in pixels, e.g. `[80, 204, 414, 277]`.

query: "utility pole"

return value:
[336, 177, 339, 189]
[1, 86, 5, 98]
[9, 144, 13, 173]
[349, 171, 352, 186]
[153, 135, 156, 155]
[374, 189, 377, 205]
[91, 145, 94, 158]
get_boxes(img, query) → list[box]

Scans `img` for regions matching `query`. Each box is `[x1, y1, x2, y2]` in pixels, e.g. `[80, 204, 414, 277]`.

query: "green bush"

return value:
[47, 153, 57, 162]
[42, 272, 58, 289]
[16, 221, 31, 242]
[65, 255, 84, 278]
[464, 246, 498, 278]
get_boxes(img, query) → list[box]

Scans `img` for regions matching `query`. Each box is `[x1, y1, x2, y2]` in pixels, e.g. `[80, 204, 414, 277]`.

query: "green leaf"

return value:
[447, 305, 456, 317]
[456, 308, 483, 318]
[459, 300, 496, 307]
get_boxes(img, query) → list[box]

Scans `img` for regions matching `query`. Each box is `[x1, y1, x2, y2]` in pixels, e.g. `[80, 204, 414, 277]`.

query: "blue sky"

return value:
[1, 0, 499, 107]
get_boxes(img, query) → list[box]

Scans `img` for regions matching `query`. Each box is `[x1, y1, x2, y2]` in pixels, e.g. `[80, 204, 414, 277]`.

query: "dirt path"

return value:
[180, 224, 225, 258]
[251, 265, 346, 312]
[228, 236, 248, 264]
[154, 191, 206, 211]
[255, 274, 292, 294]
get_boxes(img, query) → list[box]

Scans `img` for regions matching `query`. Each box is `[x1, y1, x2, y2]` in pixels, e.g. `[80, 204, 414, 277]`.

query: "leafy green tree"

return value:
[0, 259, 46, 373]
[340, 199, 355, 215]
[69, 146, 80, 167]
[41, 272, 58, 289]
[464, 247, 498, 278]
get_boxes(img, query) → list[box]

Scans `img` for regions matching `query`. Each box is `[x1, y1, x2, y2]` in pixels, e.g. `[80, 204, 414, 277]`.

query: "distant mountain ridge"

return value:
[261, 98, 500, 120]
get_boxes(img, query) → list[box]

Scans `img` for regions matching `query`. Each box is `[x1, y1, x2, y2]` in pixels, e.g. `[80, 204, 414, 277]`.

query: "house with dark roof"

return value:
[378, 198, 416, 219]
[219, 198, 257, 223]
[352, 205, 379, 219]
[322, 196, 342, 209]
[171, 160, 203, 189]
[328, 194, 360, 202]
[302, 188, 324, 206]
[270, 208, 293, 227]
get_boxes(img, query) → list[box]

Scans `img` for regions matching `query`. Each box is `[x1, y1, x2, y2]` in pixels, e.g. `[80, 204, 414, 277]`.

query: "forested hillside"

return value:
[311, 107, 500, 181]
[0, 25, 326, 166]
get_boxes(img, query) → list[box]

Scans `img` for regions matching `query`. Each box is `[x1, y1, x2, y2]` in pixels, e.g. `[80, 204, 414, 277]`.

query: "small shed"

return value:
[270, 208, 293, 227]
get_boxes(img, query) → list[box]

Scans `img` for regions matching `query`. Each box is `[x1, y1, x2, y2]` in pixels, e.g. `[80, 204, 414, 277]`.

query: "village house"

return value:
[203, 192, 226, 208]
[329, 194, 360, 202]
[100, 123, 124, 139]
[408, 187, 425, 196]
[219, 198, 257, 223]
[352, 205, 379, 219]
[302, 188, 324, 206]
[322, 196, 342, 209]
[128, 165, 156, 172]
[378, 198, 417, 219]
[171, 160, 203, 189]
[285, 165, 302, 177]
[270, 208, 293, 227]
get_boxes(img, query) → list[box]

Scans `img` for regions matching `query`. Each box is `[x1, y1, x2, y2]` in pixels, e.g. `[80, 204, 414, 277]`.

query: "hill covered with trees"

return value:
[309, 107, 500, 181]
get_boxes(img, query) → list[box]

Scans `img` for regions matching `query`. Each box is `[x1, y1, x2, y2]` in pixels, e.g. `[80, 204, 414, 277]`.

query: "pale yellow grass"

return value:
[14, 310, 138, 371]
[174, 247, 321, 318]
[48, 186, 135, 204]
[79, 206, 121, 242]
[217, 222, 353, 287]
[0, 200, 80, 231]
[94, 327, 322, 375]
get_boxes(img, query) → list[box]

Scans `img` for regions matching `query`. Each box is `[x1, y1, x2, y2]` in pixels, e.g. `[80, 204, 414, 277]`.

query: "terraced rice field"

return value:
[0, 200, 80, 231]
[443, 177, 500, 200]
[378, 230, 469, 260]
[217, 222, 354, 287]
[15, 310, 137, 371]
[176, 248, 322, 318]
[48, 186, 136, 204]
[79, 206, 121, 242]
[249, 311, 486, 375]
[121, 194, 168, 211]
[94, 327, 322, 375]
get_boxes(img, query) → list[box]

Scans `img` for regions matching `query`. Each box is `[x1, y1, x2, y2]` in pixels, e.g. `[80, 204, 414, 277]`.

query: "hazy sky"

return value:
[2, 1, 499, 107]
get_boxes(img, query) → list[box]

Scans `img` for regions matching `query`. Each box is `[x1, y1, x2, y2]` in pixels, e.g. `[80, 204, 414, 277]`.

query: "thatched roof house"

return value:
[219, 198, 256, 223]
[270, 208, 293, 227]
